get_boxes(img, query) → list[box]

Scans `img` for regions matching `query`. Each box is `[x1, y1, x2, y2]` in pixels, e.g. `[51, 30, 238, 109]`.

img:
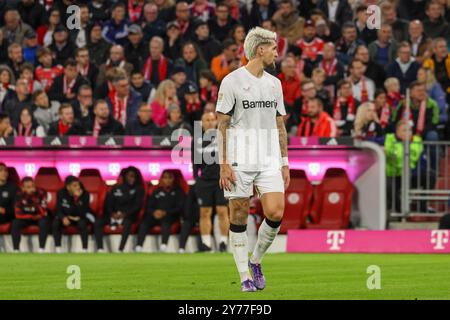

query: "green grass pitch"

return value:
[0, 253, 449, 300]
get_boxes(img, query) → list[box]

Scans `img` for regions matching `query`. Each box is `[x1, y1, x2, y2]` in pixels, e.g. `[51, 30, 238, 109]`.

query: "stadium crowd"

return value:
[0, 0, 450, 251]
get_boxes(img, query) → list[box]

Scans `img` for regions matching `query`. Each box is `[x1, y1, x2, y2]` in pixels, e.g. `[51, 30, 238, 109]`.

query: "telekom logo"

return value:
[326, 231, 345, 251]
[430, 230, 449, 250]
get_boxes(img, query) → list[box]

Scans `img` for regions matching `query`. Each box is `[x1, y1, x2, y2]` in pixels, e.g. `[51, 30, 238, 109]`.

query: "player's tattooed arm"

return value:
[276, 116, 288, 158]
[277, 115, 290, 190]
[217, 112, 231, 164]
[217, 112, 236, 191]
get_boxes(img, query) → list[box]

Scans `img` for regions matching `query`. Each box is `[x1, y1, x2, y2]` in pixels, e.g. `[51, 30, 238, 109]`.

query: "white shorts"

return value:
[224, 169, 285, 199]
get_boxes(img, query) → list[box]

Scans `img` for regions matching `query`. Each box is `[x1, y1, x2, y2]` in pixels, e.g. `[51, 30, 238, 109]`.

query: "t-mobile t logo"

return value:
[430, 230, 449, 250]
[327, 231, 345, 251]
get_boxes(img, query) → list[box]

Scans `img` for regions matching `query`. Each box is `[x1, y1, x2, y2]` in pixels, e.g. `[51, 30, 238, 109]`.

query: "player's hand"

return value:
[282, 166, 290, 190]
[153, 210, 166, 219]
[62, 216, 71, 226]
[219, 164, 236, 192]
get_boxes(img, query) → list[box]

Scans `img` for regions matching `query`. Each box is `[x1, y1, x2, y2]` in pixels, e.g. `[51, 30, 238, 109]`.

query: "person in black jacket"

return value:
[83, 99, 125, 136]
[47, 58, 90, 104]
[193, 112, 229, 252]
[52, 176, 94, 253]
[94, 166, 145, 252]
[0, 163, 18, 225]
[125, 102, 162, 135]
[11, 177, 48, 252]
[48, 24, 76, 66]
[47, 103, 86, 136]
[135, 170, 185, 252]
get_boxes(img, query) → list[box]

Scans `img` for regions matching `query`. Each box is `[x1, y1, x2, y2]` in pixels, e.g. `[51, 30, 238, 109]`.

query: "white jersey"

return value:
[216, 66, 286, 172]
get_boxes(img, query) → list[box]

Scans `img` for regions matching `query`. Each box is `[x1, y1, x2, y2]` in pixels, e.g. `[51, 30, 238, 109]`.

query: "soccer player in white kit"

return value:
[216, 27, 290, 292]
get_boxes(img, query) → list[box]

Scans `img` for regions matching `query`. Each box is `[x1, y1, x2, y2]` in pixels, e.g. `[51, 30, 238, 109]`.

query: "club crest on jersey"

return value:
[242, 100, 277, 109]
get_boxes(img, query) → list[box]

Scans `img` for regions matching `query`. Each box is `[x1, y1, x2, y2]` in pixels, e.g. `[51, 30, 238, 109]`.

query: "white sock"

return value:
[229, 230, 251, 282]
[250, 219, 280, 264]
[201, 235, 212, 248]
[220, 235, 228, 245]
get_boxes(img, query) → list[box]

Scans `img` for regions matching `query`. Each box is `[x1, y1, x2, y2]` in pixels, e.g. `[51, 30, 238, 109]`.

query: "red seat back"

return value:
[308, 168, 353, 229]
[79, 169, 107, 218]
[34, 167, 63, 214]
[280, 170, 313, 233]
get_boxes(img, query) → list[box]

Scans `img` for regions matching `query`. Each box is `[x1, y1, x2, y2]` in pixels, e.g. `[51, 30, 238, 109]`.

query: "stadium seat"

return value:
[34, 167, 63, 215]
[78, 169, 107, 218]
[7, 167, 20, 186]
[0, 223, 11, 234]
[279, 170, 313, 233]
[306, 168, 353, 229]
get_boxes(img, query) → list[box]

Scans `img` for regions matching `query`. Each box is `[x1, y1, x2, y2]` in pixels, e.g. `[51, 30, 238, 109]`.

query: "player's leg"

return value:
[215, 184, 230, 251]
[249, 170, 285, 290]
[118, 218, 133, 252]
[94, 217, 105, 251]
[225, 170, 257, 292]
[229, 198, 252, 284]
[135, 214, 157, 251]
[11, 219, 26, 252]
[52, 217, 63, 252]
[77, 218, 89, 251]
[37, 216, 49, 251]
[199, 206, 213, 250]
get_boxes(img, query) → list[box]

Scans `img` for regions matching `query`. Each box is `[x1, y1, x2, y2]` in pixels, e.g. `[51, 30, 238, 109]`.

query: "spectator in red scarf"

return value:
[348, 58, 375, 102]
[106, 74, 142, 127]
[189, 0, 216, 22]
[126, 0, 146, 23]
[373, 89, 394, 134]
[297, 97, 337, 137]
[35, 47, 63, 92]
[150, 79, 179, 127]
[75, 47, 99, 90]
[84, 99, 124, 136]
[392, 81, 439, 140]
[278, 56, 301, 107]
[333, 79, 360, 136]
[181, 81, 202, 123]
[143, 36, 173, 87]
[11, 177, 48, 253]
[47, 103, 85, 136]
[198, 70, 218, 104]
[96, 45, 134, 87]
[174, 1, 199, 41]
[47, 58, 89, 104]
[15, 107, 45, 137]
[384, 77, 402, 110]
[316, 42, 345, 97]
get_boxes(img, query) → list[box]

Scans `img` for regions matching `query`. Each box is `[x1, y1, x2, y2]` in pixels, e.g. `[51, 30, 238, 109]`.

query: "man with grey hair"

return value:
[142, 36, 173, 87]
[216, 27, 290, 292]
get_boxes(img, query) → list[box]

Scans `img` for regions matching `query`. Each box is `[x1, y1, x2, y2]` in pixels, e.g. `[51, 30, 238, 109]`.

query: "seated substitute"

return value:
[52, 176, 94, 253]
[0, 163, 18, 226]
[135, 171, 185, 252]
[94, 167, 145, 252]
[11, 177, 49, 253]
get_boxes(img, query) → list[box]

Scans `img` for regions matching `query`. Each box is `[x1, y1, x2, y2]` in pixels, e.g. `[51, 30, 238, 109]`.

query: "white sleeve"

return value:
[275, 79, 286, 116]
[215, 77, 236, 115]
